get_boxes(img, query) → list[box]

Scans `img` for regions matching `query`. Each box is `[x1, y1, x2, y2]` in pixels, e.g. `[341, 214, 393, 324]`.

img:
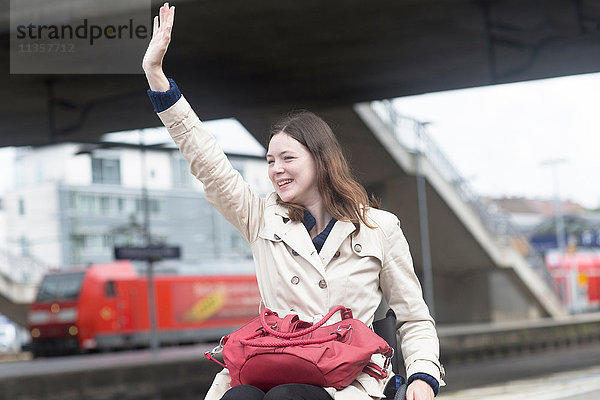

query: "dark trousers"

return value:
[221, 384, 331, 400]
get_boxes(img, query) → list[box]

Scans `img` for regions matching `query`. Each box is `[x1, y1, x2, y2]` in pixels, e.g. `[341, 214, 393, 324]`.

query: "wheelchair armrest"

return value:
[373, 308, 400, 374]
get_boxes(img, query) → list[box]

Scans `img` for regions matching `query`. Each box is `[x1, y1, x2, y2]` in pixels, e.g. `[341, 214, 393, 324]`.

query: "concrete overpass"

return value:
[0, 249, 48, 326]
[2, 0, 599, 323]
[1, 0, 599, 146]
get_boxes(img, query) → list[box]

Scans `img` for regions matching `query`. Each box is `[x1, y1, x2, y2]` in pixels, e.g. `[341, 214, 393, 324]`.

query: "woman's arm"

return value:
[378, 217, 444, 399]
[142, 3, 265, 242]
[157, 99, 265, 242]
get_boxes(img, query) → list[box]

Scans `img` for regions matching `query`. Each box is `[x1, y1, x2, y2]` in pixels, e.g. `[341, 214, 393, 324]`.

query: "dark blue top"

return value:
[302, 210, 337, 253]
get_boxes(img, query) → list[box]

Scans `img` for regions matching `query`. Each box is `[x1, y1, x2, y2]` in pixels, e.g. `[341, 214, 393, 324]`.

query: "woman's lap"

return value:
[220, 384, 331, 400]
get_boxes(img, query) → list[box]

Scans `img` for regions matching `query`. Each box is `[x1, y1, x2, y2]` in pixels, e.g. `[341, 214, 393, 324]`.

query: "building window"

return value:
[71, 234, 85, 250]
[230, 159, 246, 179]
[99, 196, 111, 214]
[20, 236, 29, 256]
[92, 158, 121, 185]
[36, 164, 44, 184]
[150, 199, 164, 215]
[71, 233, 111, 250]
[73, 194, 98, 214]
[172, 155, 195, 188]
[231, 233, 252, 258]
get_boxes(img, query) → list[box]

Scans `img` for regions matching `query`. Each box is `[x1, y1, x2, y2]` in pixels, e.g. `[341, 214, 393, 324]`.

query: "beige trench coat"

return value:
[157, 96, 445, 400]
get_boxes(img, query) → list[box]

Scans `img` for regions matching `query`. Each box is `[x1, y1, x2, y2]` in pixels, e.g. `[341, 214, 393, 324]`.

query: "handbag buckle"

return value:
[383, 347, 394, 370]
[208, 336, 226, 356]
[336, 324, 352, 331]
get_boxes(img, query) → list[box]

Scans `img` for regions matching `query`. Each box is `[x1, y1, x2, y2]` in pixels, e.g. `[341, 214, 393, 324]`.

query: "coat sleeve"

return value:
[157, 95, 265, 243]
[378, 216, 445, 386]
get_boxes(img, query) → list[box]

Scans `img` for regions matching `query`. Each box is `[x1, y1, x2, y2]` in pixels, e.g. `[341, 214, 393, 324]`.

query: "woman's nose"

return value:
[272, 160, 284, 173]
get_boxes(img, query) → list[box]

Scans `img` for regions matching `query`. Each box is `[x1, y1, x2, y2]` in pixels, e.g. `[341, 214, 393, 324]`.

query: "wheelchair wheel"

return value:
[394, 383, 408, 400]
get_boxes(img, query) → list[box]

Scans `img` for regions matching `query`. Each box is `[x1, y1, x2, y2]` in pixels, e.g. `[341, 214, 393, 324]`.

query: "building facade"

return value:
[2, 127, 272, 275]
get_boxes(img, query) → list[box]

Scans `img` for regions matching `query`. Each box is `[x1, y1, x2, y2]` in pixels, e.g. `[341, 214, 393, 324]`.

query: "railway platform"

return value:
[2, 316, 600, 400]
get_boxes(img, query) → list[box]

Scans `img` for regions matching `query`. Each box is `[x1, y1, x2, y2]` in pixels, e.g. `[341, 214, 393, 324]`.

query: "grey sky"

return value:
[393, 72, 600, 209]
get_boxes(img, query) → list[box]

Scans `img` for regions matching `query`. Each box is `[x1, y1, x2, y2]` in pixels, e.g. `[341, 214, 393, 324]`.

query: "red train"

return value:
[28, 261, 261, 357]
[545, 251, 600, 311]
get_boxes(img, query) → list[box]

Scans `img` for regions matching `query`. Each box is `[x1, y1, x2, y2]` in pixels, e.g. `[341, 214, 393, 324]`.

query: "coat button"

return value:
[318, 279, 327, 289]
[292, 249, 299, 256]
[354, 244, 362, 253]
[274, 234, 281, 240]
[333, 251, 340, 258]
[291, 276, 300, 285]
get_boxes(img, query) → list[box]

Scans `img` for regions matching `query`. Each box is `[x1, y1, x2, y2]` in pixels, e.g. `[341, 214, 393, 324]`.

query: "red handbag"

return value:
[205, 305, 393, 392]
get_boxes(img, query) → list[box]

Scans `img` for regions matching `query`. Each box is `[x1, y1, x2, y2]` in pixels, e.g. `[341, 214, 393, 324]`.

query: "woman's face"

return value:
[266, 133, 320, 207]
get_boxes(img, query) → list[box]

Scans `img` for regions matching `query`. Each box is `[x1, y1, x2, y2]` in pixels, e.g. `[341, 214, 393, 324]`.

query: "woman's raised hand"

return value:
[142, 2, 175, 91]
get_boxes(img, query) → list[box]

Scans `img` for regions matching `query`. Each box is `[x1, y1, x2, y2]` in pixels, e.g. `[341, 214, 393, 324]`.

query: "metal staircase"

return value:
[0, 248, 49, 326]
[356, 100, 566, 318]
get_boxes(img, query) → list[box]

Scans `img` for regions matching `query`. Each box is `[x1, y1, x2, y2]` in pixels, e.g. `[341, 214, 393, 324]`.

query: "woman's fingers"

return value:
[159, 3, 167, 28]
[159, 3, 174, 31]
[142, 3, 175, 75]
[152, 15, 159, 38]
[155, 3, 174, 41]
[167, 6, 175, 30]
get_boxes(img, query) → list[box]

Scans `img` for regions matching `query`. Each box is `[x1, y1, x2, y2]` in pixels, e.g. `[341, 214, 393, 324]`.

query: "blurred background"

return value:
[1, 1, 600, 399]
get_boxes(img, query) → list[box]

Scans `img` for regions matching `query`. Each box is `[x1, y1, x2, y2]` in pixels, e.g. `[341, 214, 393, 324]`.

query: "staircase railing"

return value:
[0, 248, 49, 286]
[370, 100, 527, 249]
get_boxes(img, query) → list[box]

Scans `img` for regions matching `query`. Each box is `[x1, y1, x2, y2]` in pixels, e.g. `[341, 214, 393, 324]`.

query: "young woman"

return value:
[142, 4, 444, 400]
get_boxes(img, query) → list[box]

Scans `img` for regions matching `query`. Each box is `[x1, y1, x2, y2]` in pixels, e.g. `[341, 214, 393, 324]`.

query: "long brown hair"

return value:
[270, 110, 379, 232]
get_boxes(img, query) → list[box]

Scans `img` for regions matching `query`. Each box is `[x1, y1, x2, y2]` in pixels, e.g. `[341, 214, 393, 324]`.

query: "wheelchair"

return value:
[373, 309, 408, 400]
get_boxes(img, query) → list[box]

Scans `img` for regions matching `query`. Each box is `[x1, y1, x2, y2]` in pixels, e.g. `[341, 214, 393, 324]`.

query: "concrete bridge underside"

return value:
[1, 0, 599, 147]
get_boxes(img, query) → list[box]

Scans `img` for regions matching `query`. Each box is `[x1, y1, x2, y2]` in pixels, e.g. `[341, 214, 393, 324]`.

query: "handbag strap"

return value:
[241, 329, 344, 347]
[260, 305, 351, 339]
[362, 362, 388, 379]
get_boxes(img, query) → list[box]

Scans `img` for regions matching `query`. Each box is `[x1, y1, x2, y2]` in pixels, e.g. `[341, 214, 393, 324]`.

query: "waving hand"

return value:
[142, 2, 175, 91]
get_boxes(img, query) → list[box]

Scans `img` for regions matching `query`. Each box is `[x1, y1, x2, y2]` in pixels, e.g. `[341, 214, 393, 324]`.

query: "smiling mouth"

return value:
[278, 179, 293, 187]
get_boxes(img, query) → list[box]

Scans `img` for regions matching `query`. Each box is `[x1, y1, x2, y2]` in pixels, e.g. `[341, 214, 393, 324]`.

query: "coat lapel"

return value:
[266, 204, 357, 273]
[319, 220, 356, 267]
[267, 204, 326, 274]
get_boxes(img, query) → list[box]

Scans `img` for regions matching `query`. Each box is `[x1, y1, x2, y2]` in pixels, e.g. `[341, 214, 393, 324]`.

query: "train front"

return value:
[27, 270, 85, 357]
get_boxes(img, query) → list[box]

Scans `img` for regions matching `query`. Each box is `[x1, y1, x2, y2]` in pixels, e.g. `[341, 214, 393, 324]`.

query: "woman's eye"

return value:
[284, 156, 293, 161]
[267, 160, 274, 165]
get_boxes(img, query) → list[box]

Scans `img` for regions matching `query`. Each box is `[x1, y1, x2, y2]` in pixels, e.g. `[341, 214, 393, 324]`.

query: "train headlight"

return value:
[31, 328, 41, 338]
[100, 307, 113, 320]
[68, 326, 78, 336]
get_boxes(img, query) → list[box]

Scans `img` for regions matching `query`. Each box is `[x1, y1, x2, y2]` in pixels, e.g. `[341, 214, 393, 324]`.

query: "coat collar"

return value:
[263, 197, 356, 273]
[319, 220, 356, 266]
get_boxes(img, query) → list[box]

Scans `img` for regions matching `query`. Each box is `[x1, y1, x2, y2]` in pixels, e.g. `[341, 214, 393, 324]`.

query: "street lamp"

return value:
[539, 158, 577, 312]
[138, 129, 160, 353]
[76, 132, 160, 352]
[415, 121, 435, 318]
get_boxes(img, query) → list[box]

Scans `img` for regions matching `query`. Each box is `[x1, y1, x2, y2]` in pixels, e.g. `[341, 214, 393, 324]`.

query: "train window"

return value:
[105, 281, 116, 297]
[36, 272, 85, 302]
